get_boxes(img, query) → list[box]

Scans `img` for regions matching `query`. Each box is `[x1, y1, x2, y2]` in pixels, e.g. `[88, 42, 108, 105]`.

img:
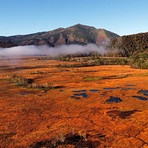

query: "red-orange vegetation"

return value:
[0, 57, 148, 147]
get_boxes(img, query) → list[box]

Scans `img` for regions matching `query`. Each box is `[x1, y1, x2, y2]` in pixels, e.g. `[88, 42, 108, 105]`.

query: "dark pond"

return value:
[138, 90, 148, 96]
[71, 93, 88, 99]
[132, 96, 148, 101]
[106, 96, 123, 103]
[103, 87, 121, 91]
[89, 89, 99, 92]
[125, 84, 136, 86]
[72, 90, 87, 93]
[122, 88, 136, 90]
[144, 94, 148, 96]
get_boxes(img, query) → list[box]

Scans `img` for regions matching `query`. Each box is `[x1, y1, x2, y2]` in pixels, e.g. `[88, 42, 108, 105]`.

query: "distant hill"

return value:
[0, 24, 119, 47]
[0, 41, 17, 48]
[0, 24, 147, 57]
[109, 32, 148, 56]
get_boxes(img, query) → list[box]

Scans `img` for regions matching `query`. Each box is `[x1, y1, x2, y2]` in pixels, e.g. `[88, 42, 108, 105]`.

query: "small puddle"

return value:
[123, 84, 136, 90]
[132, 96, 148, 101]
[138, 90, 148, 96]
[125, 84, 136, 86]
[144, 94, 148, 96]
[103, 87, 121, 91]
[71, 93, 88, 99]
[106, 96, 123, 103]
[72, 90, 87, 93]
[89, 89, 99, 92]
[122, 88, 136, 90]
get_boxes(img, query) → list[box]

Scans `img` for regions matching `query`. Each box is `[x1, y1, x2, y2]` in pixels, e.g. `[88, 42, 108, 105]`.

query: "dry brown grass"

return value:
[0, 57, 148, 148]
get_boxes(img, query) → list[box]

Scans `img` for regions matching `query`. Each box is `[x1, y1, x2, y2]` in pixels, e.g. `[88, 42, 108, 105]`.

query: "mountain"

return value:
[0, 41, 17, 48]
[1, 24, 147, 57]
[109, 32, 148, 56]
[0, 24, 119, 47]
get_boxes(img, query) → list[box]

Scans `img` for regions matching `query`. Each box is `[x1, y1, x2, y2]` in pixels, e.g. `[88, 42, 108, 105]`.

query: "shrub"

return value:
[130, 52, 148, 69]
[10, 74, 33, 87]
[9, 74, 54, 90]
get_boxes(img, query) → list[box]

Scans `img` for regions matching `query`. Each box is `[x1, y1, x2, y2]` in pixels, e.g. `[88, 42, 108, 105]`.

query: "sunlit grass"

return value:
[84, 74, 130, 81]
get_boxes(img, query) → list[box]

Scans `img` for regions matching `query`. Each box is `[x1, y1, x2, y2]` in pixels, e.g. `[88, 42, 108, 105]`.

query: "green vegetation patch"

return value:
[129, 52, 148, 69]
[84, 74, 130, 81]
[57, 52, 148, 69]
[9, 74, 33, 87]
[8, 74, 64, 91]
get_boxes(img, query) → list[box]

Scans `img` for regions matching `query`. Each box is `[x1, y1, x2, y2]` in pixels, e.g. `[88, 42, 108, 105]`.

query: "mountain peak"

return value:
[70, 23, 97, 29]
[0, 24, 120, 47]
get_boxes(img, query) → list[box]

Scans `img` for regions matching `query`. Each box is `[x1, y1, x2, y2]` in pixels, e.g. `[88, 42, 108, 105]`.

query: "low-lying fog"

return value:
[0, 43, 114, 58]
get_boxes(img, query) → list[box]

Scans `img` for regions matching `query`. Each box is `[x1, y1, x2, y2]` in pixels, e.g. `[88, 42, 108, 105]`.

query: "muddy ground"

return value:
[0, 57, 148, 148]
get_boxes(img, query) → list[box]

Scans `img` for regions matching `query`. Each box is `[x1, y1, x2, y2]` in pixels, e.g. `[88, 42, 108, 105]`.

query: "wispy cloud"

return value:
[0, 43, 111, 57]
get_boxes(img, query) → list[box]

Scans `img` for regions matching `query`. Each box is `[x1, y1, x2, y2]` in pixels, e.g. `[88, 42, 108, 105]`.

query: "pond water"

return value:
[71, 93, 88, 99]
[125, 84, 136, 86]
[132, 96, 148, 101]
[72, 90, 87, 93]
[89, 89, 99, 92]
[103, 87, 121, 91]
[106, 96, 123, 103]
[138, 90, 148, 96]
[122, 88, 136, 90]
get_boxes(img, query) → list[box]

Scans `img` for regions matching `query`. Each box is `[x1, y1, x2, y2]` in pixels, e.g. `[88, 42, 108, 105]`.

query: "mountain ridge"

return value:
[0, 24, 147, 57]
[109, 32, 148, 56]
[0, 24, 119, 47]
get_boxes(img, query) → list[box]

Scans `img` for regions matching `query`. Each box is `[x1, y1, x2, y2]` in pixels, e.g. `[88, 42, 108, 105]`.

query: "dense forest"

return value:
[0, 41, 17, 48]
[110, 32, 148, 57]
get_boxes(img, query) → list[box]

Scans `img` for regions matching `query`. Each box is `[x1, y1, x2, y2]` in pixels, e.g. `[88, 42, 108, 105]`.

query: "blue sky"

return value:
[0, 0, 148, 36]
